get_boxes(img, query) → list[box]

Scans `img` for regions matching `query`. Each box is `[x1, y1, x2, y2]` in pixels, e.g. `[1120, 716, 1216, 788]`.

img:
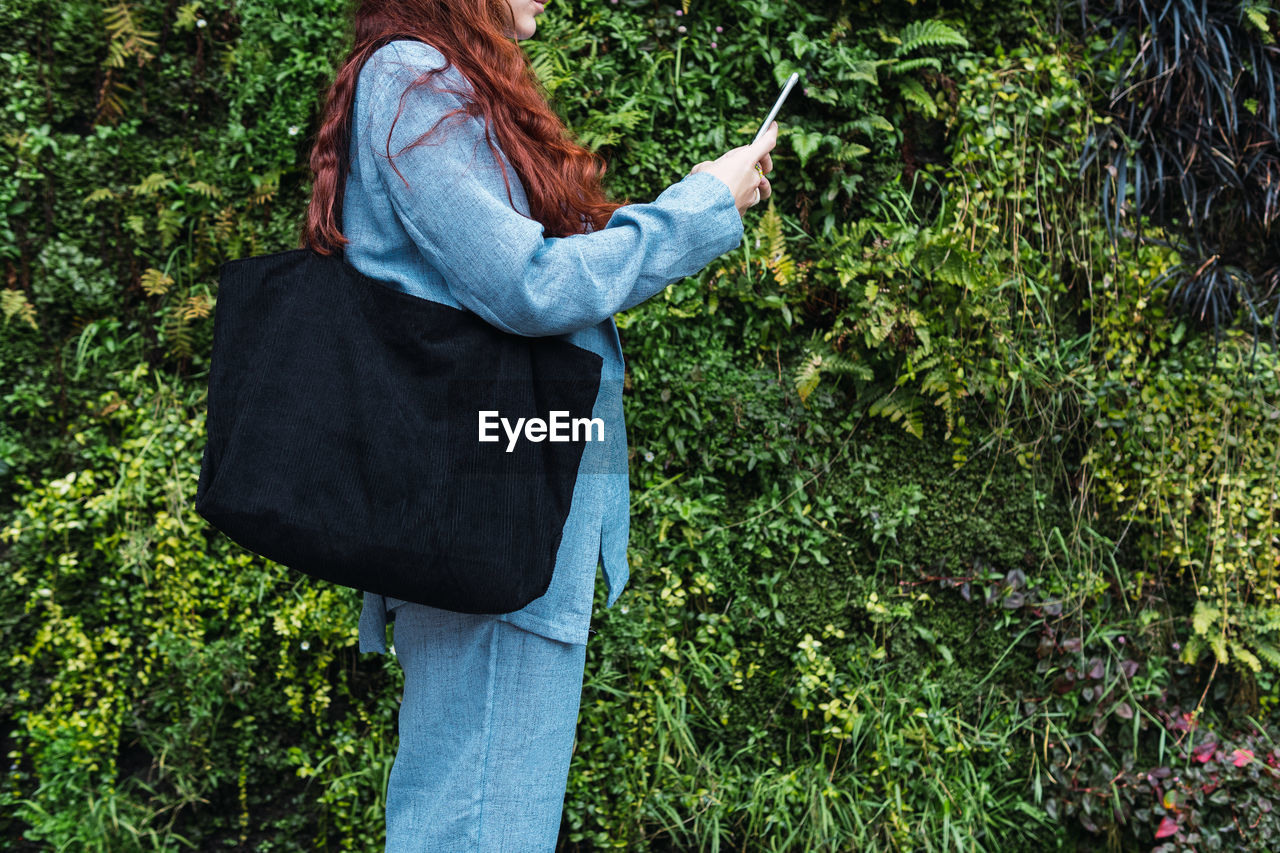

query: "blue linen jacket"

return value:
[347, 40, 743, 649]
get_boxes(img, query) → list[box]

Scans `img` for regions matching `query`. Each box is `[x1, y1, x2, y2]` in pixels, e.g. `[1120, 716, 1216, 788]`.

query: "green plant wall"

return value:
[4, 0, 1280, 850]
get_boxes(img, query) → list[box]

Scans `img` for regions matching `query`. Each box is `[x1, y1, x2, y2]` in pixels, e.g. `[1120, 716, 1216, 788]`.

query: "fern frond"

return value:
[1192, 600, 1222, 636]
[795, 353, 824, 404]
[213, 205, 235, 242]
[1242, 3, 1273, 42]
[574, 108, 645, 152]
[1, 289, 38, 329]
[896, 20, 969, 55]
[84, 187, 117, 204]
[140, 268, 175, 297]
[795, 349, 872, 404]
[187, 180, 222, 199]
[1230, 641, 1263, 673]
[847, 114, 895, 136]
[175, 2, 201, 31]
[132, 172, 170, 196]
[757, 201, 796, 288]
[1253, 641, 1280, 669]
[157, 208, 183, 249]
[182, 293, 213, 321]
[898, 79, 937, 119]
[839, 58, 883, 86]
[837, 142, 871, 162]
[918, 243, 981, 289]
[869, 390, 924, 439]
[250, 172, 279, 206]
[890, 56, 943, 75]
[103, 2, 158, 67]
[164, 311, 195, 360]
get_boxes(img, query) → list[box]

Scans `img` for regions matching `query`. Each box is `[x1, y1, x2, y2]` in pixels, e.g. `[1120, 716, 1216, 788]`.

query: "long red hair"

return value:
[301, 0, 626, 253]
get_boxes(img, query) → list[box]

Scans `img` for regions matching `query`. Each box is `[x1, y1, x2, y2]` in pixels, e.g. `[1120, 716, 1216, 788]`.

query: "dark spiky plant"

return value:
[1077, 0, 1280, 337]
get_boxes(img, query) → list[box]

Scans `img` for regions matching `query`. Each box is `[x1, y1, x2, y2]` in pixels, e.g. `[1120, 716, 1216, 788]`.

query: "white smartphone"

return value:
[753, 72, 801, 145]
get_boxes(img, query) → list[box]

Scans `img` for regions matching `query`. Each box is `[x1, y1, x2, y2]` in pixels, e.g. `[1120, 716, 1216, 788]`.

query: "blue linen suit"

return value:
[342, 40, 743, 850]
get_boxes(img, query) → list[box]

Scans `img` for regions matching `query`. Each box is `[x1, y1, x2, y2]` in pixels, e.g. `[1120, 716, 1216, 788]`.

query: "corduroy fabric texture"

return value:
[197, 248, 602, 613]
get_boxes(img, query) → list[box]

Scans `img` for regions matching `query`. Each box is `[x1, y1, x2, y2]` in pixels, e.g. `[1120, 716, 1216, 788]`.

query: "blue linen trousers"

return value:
[384, 603, 588, 851]
[343, 40, 744, 851]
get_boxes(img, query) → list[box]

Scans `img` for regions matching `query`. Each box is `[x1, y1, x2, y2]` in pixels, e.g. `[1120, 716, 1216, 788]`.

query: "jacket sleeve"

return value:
[360, 41, 744, 337]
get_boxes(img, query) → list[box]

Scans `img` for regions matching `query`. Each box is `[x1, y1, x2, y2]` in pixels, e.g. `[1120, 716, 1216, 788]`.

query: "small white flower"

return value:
[300, 640, 310, 651]
[644, 451, 655, 462]
[288, 125, 299, 137]
[196, 18, 207, 28]
[677, 25, 686, 33]
[389, 644, 397, 656]
[620, 606, 629, 614]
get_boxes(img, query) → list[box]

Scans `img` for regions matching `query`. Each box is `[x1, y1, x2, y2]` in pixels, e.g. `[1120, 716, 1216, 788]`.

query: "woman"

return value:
[301, 0, 776, 848]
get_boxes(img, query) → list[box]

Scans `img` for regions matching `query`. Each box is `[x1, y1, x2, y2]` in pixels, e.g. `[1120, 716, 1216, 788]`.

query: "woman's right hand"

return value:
[689, 121, 779, 218]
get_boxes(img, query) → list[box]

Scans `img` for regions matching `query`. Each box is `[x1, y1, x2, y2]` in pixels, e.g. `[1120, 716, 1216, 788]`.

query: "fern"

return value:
[574, 108, 645, 152]
[847, 114, 895, 136]
[157, 208, 183, 250]
[917, 242, 982, 289]
[83, 187, 117, 204]
[837, 142, 871, 162]
[95, 2, 158, 126]
[525, 42, 572, 98]
[213, 205, 235, 243]
[164, 310, 195, 360]
[897, 20, 969, 55]
[131, 172, 170, 197]
[2, 289, 37, 329]
[868, 389, 924, 439]
[1230, 641, 1263, 672]
[1253, 642, 1280, 669]
[891, 56, 943, 75]
[175, 2, 201, 31]
[187, 181, 222, 199]
[839, 58, 883, 86]
[1242, 3, 1274, 43]
[1192, 600, 1221, 636]
[756, 201, 797, 288]
[250, 172, 279, 207]
[103, 2, 158, 68]
[897, 78, 937, 119]
[182, 293, 213, 321]
[794, 347, 873, 404]
[140, 268, 174, 297]
[790, 129, 829, 170]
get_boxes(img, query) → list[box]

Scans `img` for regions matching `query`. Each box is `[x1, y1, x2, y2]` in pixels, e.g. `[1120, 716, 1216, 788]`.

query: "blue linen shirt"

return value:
[346, 40, 743, 649]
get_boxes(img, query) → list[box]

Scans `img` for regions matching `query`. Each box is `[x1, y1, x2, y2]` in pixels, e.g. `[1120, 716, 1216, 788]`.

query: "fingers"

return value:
[752, 120, 779, 156]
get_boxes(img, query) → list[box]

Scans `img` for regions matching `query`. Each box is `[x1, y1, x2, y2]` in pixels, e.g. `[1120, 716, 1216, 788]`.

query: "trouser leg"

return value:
[384, 604, 587, 852]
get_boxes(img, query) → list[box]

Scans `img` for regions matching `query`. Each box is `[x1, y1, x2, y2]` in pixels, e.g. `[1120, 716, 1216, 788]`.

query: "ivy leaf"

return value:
[791, 129, 826, 169]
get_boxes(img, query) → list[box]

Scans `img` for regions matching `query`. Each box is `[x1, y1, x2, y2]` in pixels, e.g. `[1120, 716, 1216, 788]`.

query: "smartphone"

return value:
[753, 72, 801, 145]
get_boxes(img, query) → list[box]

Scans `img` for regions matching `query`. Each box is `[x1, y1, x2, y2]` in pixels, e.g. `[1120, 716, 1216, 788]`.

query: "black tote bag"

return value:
[195, 248, 603, 613]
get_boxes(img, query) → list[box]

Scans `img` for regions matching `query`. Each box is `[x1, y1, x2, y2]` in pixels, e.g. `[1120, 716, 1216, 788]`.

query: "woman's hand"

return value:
[689, 121, 778, 218]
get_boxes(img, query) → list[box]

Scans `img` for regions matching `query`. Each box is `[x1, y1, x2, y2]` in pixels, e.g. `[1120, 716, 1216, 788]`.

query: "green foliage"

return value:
[1078, 0, 1280, 334]
[4, 0, 1280, 849]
